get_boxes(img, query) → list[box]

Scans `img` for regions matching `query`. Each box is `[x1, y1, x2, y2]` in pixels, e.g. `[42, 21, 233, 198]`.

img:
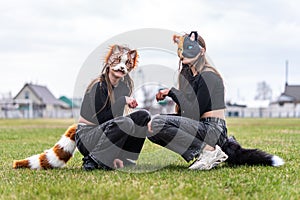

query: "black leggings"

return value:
[75, 109, 151, 168]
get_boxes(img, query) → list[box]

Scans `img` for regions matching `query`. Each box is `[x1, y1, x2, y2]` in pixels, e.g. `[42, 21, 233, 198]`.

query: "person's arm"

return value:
[155, 87, 199, 119]
[167, 87, 200, 119]
[163, 75, 212, 120]
[95, 84, 137, 123]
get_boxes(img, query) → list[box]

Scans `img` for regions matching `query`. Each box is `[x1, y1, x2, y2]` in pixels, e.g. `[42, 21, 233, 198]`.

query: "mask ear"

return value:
[112, 45, 122, 54]
[173, 35, 181, 44]
[173, 35, 185, 59]
[129, 50, 138, 68]
[105, 45, 123, 64]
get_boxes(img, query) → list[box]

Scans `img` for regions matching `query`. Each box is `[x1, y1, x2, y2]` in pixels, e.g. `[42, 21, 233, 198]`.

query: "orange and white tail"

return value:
[13, 124, 78, 170]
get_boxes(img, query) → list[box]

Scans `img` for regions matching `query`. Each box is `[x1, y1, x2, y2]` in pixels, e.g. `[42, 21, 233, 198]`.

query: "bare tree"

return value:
[255, 81, 272, 100]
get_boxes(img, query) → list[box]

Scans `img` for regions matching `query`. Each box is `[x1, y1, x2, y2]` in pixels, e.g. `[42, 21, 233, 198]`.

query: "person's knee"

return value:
[139, 109, 151, 118]
[114, 116, 135, 133]
[139, 109, 151, 124]
[131, 109, 151, 126]
[146, 119, 164, 144]
[150, 115, 167, 133]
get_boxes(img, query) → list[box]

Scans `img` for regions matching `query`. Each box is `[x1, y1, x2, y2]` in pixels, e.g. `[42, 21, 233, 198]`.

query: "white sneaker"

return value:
[188, 145, 228, 170]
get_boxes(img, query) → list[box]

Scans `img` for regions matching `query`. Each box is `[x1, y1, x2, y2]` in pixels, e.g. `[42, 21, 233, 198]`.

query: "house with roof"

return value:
[0, 92, 21, 118]
[225, 83, 300, 118]
[269, 84, 300, 117]
[13, 83, 70, 118]
[226, 61, 300, 118]
[277, 84, 300, 105]
[59, 95, 81, 118]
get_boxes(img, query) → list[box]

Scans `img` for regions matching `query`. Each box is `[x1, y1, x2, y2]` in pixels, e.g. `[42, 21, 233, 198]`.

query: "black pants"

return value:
[75, 109, 151, 168]
[147, 115, 228, 162]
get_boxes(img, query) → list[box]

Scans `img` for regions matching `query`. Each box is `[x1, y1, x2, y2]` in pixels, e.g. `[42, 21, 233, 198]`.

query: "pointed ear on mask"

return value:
[173, 35, 181, 44]
[172, 35, 185, 59]
[129, 50, 138, 68]
[112, 45, 122, 54]
[105, 45, 122, 64]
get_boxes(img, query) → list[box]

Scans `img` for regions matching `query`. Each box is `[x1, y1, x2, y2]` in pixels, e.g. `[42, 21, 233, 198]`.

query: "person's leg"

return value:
[127, 109, 151, 127]
[76, 116, 135, 170]
[188, 119, 229, 170]
[198, 118, 228, 148]
[75, 122, 113, 170]
[148, 115, 228, 170]
[148, 115, 205, 162]
[89, 116, 135, 169]
[75, 124, 92, 157]
[120, 109, 151, 165]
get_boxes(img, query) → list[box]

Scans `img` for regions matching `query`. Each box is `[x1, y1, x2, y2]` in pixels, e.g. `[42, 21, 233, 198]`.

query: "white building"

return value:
[13, 83, 70, 118]
[269, 84, 300, 118]
[226, 84, 300, 118]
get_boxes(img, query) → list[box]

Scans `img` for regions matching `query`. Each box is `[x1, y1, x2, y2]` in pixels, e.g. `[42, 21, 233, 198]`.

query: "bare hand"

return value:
[147, 120, 153, 133]
[156, 89, 170, 101]
[113, 159, 124, 169]
[147, 114, 160, 133]
[125, 97, 138, 108]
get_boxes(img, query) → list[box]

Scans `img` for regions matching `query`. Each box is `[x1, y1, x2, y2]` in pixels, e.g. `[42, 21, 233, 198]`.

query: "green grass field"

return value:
[0, 118, 299, 200]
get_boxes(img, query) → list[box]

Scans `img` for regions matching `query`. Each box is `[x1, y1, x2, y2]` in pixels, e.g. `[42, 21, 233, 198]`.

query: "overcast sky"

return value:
[1, 0, 299, 102]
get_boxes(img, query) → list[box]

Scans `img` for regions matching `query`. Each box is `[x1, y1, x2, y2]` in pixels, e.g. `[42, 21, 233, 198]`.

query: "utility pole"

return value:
[285, 60, 289, 86]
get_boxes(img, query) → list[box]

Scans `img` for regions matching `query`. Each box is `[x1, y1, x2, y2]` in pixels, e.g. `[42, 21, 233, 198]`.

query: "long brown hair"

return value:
[193, 55, 222, 79]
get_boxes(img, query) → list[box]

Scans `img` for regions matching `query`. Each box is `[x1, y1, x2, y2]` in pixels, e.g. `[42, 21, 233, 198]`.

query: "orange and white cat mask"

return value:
[105, 45, 138, 74]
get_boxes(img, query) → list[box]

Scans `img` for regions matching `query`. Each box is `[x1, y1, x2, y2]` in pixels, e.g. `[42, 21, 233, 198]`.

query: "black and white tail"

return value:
[222, 136, 284, 167]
